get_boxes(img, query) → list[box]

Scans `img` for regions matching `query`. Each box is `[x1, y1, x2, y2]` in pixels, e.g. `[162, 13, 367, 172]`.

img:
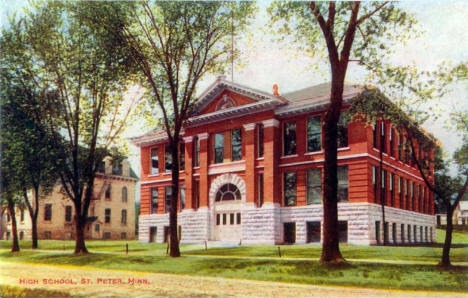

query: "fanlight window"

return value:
[216, 95, 235, 110]
[215, 183, 241, 202]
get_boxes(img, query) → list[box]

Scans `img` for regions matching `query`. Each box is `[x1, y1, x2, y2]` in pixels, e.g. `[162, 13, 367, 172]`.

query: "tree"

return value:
[1, 2, 139, 254]
[87, 1, 256, 257]
[269, 1, 416, 264]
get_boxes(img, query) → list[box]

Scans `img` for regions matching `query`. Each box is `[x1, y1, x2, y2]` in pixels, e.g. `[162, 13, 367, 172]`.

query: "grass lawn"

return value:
[0, 228, 467, 292]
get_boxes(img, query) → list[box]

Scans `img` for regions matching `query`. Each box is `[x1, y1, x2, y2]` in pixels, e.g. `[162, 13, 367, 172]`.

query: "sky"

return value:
[1, 0, 467, 189]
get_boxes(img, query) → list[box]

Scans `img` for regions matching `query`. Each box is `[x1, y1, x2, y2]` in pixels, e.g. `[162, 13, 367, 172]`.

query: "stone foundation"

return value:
[139, 202, 435, 245]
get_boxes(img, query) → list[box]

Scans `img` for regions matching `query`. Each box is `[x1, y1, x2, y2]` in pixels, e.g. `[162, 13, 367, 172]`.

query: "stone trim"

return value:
[182, 136, 193, 143]
[262, 119, 280, 128]
[198, 133, 209, 140]
[208, 173, 247, 206]
[242, 123, 256, 131]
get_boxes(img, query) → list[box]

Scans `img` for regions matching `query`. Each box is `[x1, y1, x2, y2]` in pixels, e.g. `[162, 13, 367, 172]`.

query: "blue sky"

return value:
[2, 1, 467, 180]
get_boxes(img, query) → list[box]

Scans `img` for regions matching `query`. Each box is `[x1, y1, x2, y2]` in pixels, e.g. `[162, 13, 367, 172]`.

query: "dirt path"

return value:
[0, 260, 465, 298]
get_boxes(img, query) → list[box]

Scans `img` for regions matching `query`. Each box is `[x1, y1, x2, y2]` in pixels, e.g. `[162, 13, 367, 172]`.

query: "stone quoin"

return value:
[132, 76, 436, 245]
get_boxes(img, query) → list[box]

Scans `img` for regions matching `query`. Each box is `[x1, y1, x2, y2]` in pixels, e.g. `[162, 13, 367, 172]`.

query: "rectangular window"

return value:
[231, 129, 242, 161]
[307, 116, 321, 152]
[407, 224, 411, 242]
[151, 147, 159, 175]
[165, 144, 172, 173]
[105, 208, 111, 223]
[105, 184, 111, 199]
[95, 224, 100, 232]
[230, 213, 234, 225]
[406, 179, 410, 210]
[399, 177, 403, 208]
[283, 121, 296, 155]
[121, 209, 127, 225]
[284, 222, 296, 244]
[389, 173, 394, 207]
[373, 123, 378, 148]
[214, 133, 224, 163]
[193, 180, 200, 209]
[258, 123, 264, 157]
[216, 214, 220, 225]
[398, 133, 402, 160]
[306, 221, 321, 243]
[151, 188, 158, 214]
[180, 142, 185, 170]
[283, 172, 297, 206]
[165, 186, 172, 213]
[193, 137, 200, 167]
[414, 225, 417, 242]
[384, 222, 389, 243]
[236, 213, 241, 224]
[222, 213, 227, 225]
[307, 168, 322, 204]
[20, 208, 24, 222]
[337, 117, 348, 148]
[375, 221, 380, 244]
[401, 224, 405, 242]
[372, 166, 378, 203]
[411, 181, 415, 211]
[44, 204, 52, 221]
[104, 232, 111, 240]
[389, 128, 394, 157]
[380, 122, 386, 153]
[121, 232, 127, 239]
[418, 184, 422, 212]
[338, 221, 348, 243]
[180, 185, 186, 210]
[7, 213, 10, 222]
[65, 206, 72, 222]
[338, 166, 349, 202]
[258, 173, 264, 207]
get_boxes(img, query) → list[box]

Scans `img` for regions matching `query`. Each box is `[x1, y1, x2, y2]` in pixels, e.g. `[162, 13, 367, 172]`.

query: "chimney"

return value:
[122, 159, 130, 177]
[273, 84, 279, 96]
[103, 156, 113, 175]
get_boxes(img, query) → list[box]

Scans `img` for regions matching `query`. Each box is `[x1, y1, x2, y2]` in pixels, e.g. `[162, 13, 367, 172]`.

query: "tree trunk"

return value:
[320, 77, 345, 264]
[169, 139, 181, 257]
[440, 205, 453, 268]
[74, 214, 88, 254]
[32, 187, 39, 249]
[7, 198, 20, 252]
[31, 217, 38, 249]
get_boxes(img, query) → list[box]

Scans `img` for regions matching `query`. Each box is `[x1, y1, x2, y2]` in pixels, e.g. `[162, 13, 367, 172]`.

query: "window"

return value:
[258, 123, 264, 157]
[214, 133, 224, 163]
[284, 222, 296, 244]
[283, 172, 297, 206]
[19, 231, 24, 240]
[398, 133, 402, 160]
[411, 181, 415, 211]
[338, 166, 349, 202]
[90, 207, 95, 216]
[380, 169, 387, 203]
[44, 204, 52, 221]
[192, 181, 200, 209]
[283, 121, 296, 155]
[373, 123, 378, 148]
[105, 209, 111, 223]
[121, 209, 127, 225]
[216, 214, 220, 225]
[389, 128, 395, 157]
[389, 173, 394, 207]
[105, 184, 111, 199]
[307, 116, 321, 152]
[180, 185, 186, 210]
[230, 213, 234, 225]
[399, 177, 403, 208]
[231, 129, 242, 161]
[122, 187, 128, 202]
[392, 223, 397, 243]
[193, 137, 200, 167]
[151, 147, 159, 174]
[307, 168, 322, 204]
[401, 224, 405, 242]
[180, 142, 185, 170]
[407, 224, 411, 242]
[413, 225, 417, 242]
[372, 166, 378, 203]
[95, 224, 100, 232]
[165, 144, 172, 173]
[20, 208, 24, 222]
[215, 184, 241, 201]
[112, 160, 123, 175]
[151, 188, 158, 214]
[222, 213, 227, 225]
[406, 179, 410, 210]
[104, 232, 111, 240]
[258, 173, 264, 207]
[306, 221, 321, 243]
[375, 221, 380, 244]
[236, 213, 241, 224]
[65, 206, 72, 222]
[121, 232, 127, 239]
[337, 117, 348, 148]
[384, 222, 389, 243]
[165, 186, 172, 213]
[380, 121, 386, 153]
[338, 221, 348, 243]
[7, 213, 10, 222]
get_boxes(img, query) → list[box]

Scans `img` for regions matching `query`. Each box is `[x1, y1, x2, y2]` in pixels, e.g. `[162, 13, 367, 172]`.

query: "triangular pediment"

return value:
[191, 76, 285, 116]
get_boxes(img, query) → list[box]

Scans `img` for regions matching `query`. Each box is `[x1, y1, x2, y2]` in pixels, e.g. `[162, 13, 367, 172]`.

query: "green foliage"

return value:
[0, 285, 69, 297]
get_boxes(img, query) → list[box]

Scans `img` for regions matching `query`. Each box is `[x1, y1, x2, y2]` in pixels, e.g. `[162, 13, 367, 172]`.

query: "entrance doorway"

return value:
[149, 227, 157, 243]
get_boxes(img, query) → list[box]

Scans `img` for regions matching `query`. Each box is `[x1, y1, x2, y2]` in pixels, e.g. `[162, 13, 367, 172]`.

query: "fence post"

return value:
[126, 243, 128, 255]
[278, 246, 281, 258]
[204, 240, 207, 250]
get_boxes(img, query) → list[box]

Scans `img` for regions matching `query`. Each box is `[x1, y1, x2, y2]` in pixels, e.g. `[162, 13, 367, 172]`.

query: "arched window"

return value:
[215, 183, 241, 202]
[122, 186, 128, 202]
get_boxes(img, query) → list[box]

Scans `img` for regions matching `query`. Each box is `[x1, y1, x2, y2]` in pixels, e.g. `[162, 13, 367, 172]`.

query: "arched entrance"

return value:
[209, 174, 246, 241]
